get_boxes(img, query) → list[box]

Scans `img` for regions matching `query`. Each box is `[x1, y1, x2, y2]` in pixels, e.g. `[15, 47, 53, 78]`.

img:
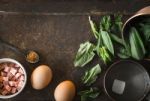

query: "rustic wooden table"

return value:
[0, 0, 149, 101]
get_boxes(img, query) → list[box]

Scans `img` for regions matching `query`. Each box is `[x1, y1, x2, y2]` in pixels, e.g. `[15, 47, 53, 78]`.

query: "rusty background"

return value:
[0, 0, 149, 101]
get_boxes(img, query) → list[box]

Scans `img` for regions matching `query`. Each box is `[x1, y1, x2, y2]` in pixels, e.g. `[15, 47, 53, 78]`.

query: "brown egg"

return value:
[31, 65, 52, 90]
[54, 80, 76, 101]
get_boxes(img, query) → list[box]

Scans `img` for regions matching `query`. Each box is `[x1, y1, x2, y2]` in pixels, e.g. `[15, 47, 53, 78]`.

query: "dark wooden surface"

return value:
[0, 0, 149, 101]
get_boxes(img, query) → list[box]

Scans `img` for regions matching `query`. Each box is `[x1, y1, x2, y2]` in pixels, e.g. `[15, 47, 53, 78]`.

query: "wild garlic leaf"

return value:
[129, 27, 146, 60]
[100, 30, 114, 55]
[118, 46, 130, 59]
[89, 16, 99, 39]
[100, 15, 111, 32]
[74, 41, 95, 67]
[96, 34, 111, 64]
[110, 34, 124, 45]
[111, 14, 123, 34]
[82, 64, 101, 86]
[79, 87, 100, 101]
[139, 23, 150, 42]
[97, 46, 111, 64]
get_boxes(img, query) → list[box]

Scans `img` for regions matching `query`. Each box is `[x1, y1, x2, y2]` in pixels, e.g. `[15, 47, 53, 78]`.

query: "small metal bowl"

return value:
[104, 60, 150, 101]
[26, 50, 39, 64]
[0, 58, 27, 99]
[122, 6, 150, 40]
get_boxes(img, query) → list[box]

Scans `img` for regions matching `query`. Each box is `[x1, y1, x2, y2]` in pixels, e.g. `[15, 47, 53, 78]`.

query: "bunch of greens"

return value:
[117, 18, 150, 60]
[74, 42, 95, 67]
[139, 19, 150, 42]
[74, 14, 123, 101]
[79, 87, 100, 101]
[74, 15, 150, 101]
[74, 15, 117, 67]
[89, 15, 115, 64]
[82, 64, 101, 86]
[117, 27, 146, 60]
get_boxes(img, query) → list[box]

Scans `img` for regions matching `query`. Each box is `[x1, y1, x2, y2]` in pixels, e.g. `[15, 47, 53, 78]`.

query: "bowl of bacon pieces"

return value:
[0, 58, 27, 99]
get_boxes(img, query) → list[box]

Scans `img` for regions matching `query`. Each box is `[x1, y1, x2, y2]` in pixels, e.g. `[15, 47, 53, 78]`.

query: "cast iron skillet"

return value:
[104, 60, 150, 101]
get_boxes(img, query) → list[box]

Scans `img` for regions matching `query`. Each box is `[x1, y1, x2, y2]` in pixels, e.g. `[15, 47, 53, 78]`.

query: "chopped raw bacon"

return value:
[0, 62, 25, 95]
[15, 73, 22, 79]
[10, 68, 17, 75]
[18, 68, 24, 74]
[3, 77, 9, 81]
[4, 85, 11, 92]
[17, 81, 24, 90]
[1, 90, 8, 95]
[0, 76, 3, 82]
[19, 75, 24, 81]
[0, 83, 3, 88]
[1, 72, 7, 77]
[3, 81, 9, 85]
[4, 66, 10, 73]
[9, 81, 16, 87]
[11, 76, 16, 81]
[9, 63, 15, 68]
[0, 64, 5, 71]
[15, 64, 20, 68]
[11, 87, 16, 94]
[7, 72, 13, 80]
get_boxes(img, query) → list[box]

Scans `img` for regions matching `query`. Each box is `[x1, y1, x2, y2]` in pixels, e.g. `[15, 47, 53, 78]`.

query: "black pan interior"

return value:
[104, 60, 150, 101]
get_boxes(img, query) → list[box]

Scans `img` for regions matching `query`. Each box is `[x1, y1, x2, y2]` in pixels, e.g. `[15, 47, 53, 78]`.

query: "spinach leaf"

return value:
[100, 30, 114, 55]
[74, 41, 95, 67]
[79, 87, 100, 101]
[100, 15, 111, 32]
[97, 46, 111, 64]
[118, 46, 130, 59]
[82, 64, 101, 86]
[89, 16, 99, 39]
[110, 34, 124, 45]
[129, 27, 146, 60]
[139, 23, 150, 42]
[111, 14, 123, 34]
[96, 34, 111, 64]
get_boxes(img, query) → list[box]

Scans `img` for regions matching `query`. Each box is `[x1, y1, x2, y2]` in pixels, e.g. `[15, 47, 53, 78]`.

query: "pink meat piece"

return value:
[15, 64, 20, 68]
[0, 67, 4, 71]
[0, 64, 5, 71]
[0, 83, 3, 88]
[11, 76, 16, 81]
[0, 76, 3, 82]
[4, 85, 11, 92]
[10, 68, 17, 75]
[11, 87, 17, 94]
[15, 73, 22, 79]
[3, 77, 8, 81]
[2, 63, 8, 68]
[3, 81, 9, 85]
[15, 82, 18, 87]
[9, 63, 15, 68]
[9, 81, 16, 87]
[17, 81, 24, 90]
[0, 64, 2, 67]
[0, 63, 25, 95]
[1, 72, 7, 77]
[7, 72, 13, 80]
[18, 68, 24, 74]
[4, 66, 10, 73]
[18, 75, 24, 81]
[1, 89, 8, 95]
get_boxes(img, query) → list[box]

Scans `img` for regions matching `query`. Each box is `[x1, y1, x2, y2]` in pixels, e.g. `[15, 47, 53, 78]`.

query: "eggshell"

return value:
[31, 65, 52, 90]
[54, 80, 76, 101]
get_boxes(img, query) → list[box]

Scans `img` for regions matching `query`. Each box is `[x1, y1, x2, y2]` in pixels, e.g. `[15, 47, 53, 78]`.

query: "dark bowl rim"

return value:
[122, 13, 150, 41]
